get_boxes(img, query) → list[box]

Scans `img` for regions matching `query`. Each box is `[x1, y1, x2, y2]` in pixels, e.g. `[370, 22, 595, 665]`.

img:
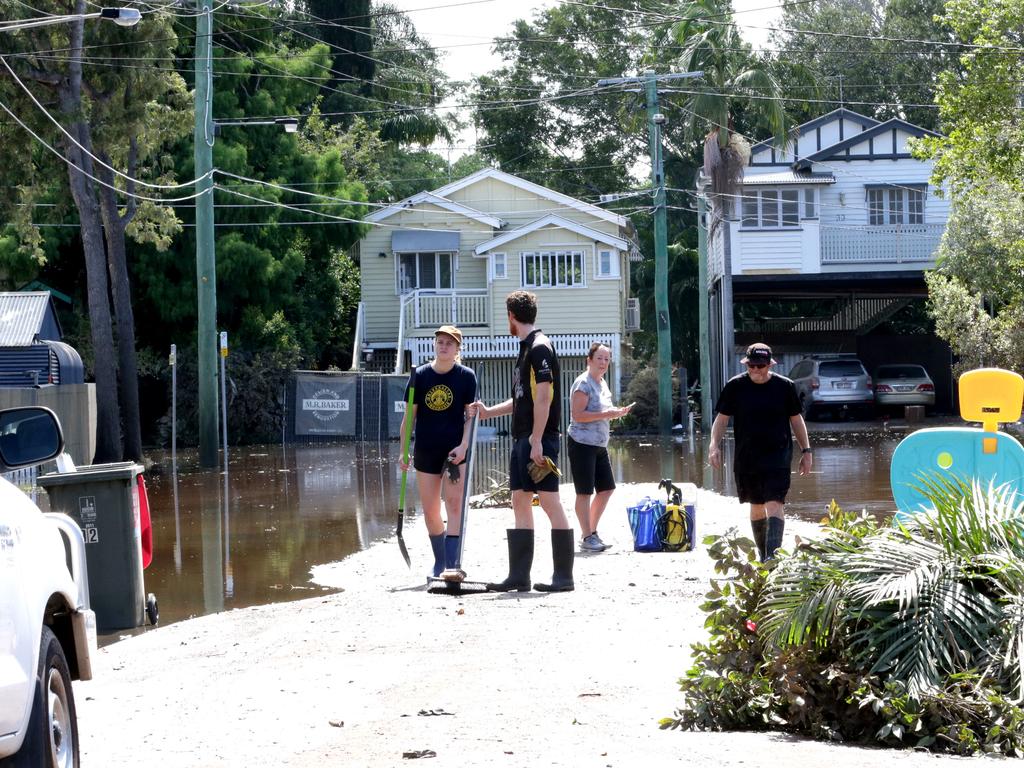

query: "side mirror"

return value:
[0, 407, 64, 470]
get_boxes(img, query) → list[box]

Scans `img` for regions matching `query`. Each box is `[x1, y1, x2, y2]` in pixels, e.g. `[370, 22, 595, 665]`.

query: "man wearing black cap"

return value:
[708, 342, 812, 560]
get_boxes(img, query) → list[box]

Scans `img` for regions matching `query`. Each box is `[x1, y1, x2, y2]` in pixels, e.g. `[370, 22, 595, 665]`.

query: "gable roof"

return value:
[0, 292, 61, 347]
[365, 191, 504, 228]
[794, 118, 941, 169]
[750, 108, 881, 157]
[433, 167, 628, 229]
[474, 214, 629, 255]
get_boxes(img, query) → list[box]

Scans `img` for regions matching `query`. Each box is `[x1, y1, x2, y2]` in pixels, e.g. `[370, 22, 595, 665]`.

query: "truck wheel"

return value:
[14, 625, 79, 768]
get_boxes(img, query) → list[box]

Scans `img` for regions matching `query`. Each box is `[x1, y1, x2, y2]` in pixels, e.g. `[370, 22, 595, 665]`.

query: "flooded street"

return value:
[114, 420, 943, 639]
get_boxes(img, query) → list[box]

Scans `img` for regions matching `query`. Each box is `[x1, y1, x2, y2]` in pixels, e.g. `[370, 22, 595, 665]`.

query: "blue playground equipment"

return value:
[890, 368, 1024, 520]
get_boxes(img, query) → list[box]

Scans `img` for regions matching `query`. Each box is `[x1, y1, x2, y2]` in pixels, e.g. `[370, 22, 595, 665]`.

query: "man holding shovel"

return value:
[475, 290, 575, 593]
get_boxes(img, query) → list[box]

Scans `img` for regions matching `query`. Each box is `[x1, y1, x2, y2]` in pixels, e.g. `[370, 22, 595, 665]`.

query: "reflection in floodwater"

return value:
[126, 422, 927, 639]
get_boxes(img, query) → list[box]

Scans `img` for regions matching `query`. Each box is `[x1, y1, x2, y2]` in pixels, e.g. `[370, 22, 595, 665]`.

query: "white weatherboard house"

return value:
[352, 168, 642, 406]
[704, 108, 949, 398]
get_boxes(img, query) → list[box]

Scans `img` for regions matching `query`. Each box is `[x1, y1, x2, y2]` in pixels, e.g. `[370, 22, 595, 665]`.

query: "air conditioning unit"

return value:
[625, 297, 641, 332]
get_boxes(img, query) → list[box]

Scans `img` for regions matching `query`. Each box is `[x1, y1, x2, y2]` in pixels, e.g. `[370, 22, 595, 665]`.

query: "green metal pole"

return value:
[697, 192, 712, 431]
[194, 1, 218, 468]
[645, 71, 673, 436]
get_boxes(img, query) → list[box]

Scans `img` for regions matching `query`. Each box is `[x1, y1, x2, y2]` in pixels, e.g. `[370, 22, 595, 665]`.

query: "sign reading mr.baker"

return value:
[294, 374, 356, 436]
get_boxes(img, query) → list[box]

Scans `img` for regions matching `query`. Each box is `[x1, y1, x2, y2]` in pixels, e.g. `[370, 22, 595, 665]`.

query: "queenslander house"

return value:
[350, 168, 643, 425]
[702, 108, 953, 409]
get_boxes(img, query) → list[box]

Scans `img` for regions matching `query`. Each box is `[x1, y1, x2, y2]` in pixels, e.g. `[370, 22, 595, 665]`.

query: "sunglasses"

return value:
[746, 363, 768, 370]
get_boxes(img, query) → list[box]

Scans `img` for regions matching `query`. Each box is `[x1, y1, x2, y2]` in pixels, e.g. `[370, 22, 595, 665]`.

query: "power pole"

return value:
[595, 70, 702, 437]
[194, 1, 218, 468]
[643, 71, 673, 436]
[697, 191, 712, 431]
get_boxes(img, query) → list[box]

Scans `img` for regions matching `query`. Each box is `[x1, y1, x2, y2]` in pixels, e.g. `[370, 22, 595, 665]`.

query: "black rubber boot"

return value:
[429, 533, 445, 577]
[750, 518, 768, 561]
[534, 529, 575, 592]
[486, 529, 534, 592]
[765, 516, 786, 560]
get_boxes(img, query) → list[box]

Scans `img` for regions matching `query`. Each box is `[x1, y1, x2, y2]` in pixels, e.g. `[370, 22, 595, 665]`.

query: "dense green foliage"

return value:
[0, 1, 454, 446]
[917, 0, 1024, 372]
[772, 0, 950, 131]
[662, 490, 1024, 756]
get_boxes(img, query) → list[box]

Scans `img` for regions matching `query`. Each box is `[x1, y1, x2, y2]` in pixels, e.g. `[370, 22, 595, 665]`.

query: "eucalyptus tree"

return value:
[0, 0, 188, 461]
[771, 0, 951, 130]
[916, 0, 1024, 373]
[470, 0, 665, 198]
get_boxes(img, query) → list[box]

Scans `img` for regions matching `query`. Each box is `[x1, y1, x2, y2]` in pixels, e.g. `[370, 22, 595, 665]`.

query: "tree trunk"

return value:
[97, 153, 143, 461]
[62, 8, 121, 463]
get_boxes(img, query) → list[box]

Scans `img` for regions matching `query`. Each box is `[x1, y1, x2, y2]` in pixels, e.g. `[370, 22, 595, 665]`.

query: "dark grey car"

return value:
[787, 356, 874, 420]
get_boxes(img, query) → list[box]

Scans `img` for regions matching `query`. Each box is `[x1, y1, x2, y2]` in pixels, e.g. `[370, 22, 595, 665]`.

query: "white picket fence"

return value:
[408, 333, 618, 366]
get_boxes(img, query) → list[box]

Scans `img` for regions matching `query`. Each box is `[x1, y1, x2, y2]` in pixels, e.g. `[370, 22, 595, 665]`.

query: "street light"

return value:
[213, 117, 300, 136]
[0, 7, 141, 32]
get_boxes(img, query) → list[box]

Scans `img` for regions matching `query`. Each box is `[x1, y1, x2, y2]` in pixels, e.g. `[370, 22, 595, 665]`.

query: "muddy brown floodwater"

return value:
[100, 418, 972, 641]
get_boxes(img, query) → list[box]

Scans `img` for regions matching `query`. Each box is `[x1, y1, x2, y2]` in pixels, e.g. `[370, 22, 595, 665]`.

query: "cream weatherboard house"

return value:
[351, 168, 641, 407]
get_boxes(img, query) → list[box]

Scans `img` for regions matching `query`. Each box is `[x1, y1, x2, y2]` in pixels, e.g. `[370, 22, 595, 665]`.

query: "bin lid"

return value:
[38, 461, 144, 486]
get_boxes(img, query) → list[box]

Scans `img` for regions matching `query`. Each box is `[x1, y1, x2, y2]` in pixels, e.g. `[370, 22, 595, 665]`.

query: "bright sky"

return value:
[387, 0, 782, 154]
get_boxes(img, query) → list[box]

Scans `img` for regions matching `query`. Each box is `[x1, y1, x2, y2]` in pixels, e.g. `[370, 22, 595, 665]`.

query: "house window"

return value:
[804, 189, 816, 219]
[520, 250, 584, 288]
[596, 249, 618, 278]
[397, 252, 454, 294]
[491, 252, 507, 280]
[866, 186, 926, 226]
[739, 189, 802, 228]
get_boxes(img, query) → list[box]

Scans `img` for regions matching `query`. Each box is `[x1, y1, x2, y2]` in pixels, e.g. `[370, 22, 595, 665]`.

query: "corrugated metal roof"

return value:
[742, 171, 835, 186]
[0, 292, 51, 347]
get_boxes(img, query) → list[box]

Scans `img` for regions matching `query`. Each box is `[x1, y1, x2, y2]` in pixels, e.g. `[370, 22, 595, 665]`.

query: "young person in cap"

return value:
[398, 325, 478, 578]
[567, 342, 633, 552]
[708, 342, 812, 560]
[474, 290, 575, 592]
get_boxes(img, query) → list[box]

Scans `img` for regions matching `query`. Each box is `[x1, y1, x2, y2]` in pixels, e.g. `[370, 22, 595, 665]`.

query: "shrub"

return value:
[661, 490, 1024, 757]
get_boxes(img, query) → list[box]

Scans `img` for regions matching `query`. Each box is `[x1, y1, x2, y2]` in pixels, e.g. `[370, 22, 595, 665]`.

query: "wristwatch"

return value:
[801, 447, 813, 454]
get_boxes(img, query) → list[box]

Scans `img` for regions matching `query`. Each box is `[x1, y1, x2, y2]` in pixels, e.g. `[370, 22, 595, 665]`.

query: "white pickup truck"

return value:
[0, 407, 96, 768]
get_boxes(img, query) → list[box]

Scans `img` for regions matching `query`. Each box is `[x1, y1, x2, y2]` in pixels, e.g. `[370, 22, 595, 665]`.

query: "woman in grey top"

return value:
[567, 343, 633, 552]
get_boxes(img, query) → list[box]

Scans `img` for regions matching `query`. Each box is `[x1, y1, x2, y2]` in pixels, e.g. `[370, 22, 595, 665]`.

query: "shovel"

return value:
[396, 369, 415, 568]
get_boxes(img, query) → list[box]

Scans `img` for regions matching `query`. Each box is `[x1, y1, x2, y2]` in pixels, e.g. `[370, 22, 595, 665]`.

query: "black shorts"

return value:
[414, 441, 458, 475]
[509, 434, 561, 493]
[567, 436, 615, 495]
[735, 469, 791, 504]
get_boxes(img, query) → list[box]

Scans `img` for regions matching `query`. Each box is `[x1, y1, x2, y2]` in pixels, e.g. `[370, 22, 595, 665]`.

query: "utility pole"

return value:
[597, 71, 701, 436]
[194, 1, 218, 468]
[643, 71, 673, 435]
[696, 191, 712, 431]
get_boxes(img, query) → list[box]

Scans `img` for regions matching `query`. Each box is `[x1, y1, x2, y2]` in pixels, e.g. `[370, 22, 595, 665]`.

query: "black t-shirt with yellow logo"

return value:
[406, 362, 478, 451]
[511, 329, 561, 440]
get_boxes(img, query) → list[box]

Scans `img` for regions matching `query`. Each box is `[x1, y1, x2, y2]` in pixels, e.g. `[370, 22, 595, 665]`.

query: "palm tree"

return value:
[758, 477, 1024, 701]
[663, 0, 795, 228]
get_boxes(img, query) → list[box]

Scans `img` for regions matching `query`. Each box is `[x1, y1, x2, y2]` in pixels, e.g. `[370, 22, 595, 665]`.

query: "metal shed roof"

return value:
[0, 292, 61, 347]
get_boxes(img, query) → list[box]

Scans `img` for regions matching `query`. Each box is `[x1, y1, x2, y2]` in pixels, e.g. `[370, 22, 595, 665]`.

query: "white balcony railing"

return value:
[400, 289, 489, 332]
[820, 223, 944, 265]
[408, 333, 619, 367]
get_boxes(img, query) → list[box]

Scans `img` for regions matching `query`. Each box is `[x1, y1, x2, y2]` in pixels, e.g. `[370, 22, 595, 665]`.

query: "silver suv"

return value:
[787, 356, 874, 420]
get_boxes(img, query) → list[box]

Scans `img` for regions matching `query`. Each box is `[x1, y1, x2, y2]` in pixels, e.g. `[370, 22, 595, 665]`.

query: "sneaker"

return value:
[592, 533, 612, 551]
[580, 533, 605, 552]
